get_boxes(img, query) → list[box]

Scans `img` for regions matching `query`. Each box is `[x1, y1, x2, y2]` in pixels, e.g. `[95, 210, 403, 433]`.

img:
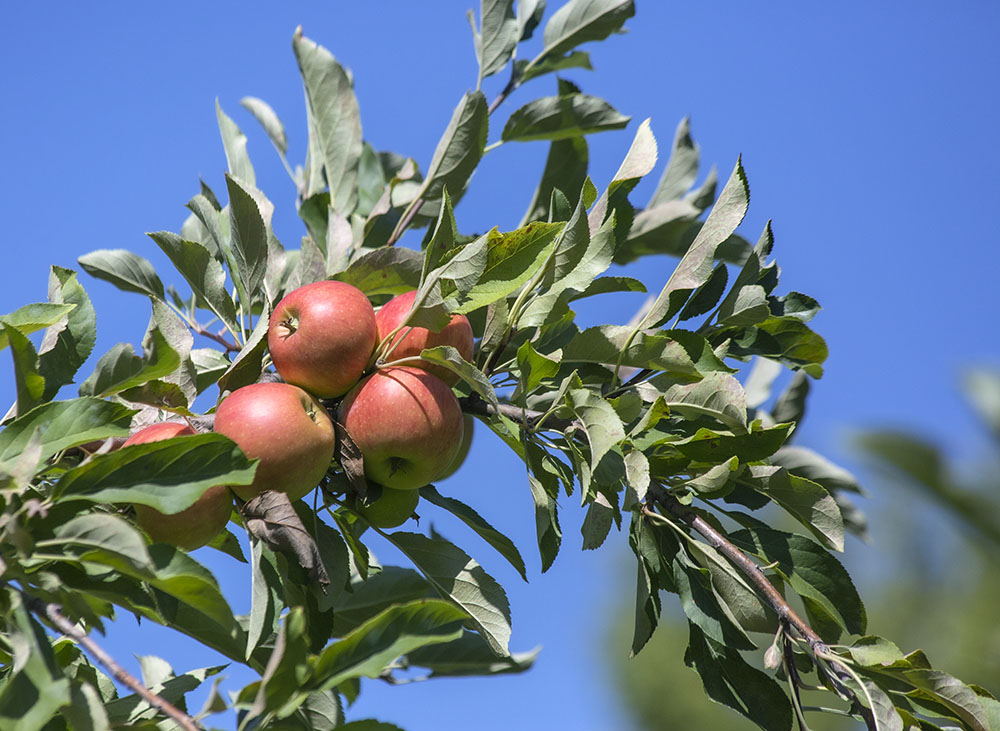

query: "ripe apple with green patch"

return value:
[269, 280, 377, 398]
[338, 366, 464, 490]
[124, 422, 232, 550]
[375, 289, 474, 384]
[436, 413, 474, 481]
[214, 382, 335, 501]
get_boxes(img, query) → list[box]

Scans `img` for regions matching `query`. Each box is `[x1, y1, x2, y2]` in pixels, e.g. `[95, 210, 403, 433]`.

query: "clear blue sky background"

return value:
[2, 2, 999, 729]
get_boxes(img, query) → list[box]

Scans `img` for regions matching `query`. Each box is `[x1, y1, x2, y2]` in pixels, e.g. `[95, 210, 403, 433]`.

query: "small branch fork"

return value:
[645, 492, 876, 731]
[461, 397, 875, 729]
[22, 594, 201, 731]
[189, 323, 240, 353]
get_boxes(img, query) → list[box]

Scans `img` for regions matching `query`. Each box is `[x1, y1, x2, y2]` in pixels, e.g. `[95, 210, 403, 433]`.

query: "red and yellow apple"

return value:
[354, 485, 420, 529]
[214, 382, 336, 501]
[268, 280, 377, 398]
[338, 366, 464, 490]
[124, 422, 232, 550]
[375, 289, 474, 385]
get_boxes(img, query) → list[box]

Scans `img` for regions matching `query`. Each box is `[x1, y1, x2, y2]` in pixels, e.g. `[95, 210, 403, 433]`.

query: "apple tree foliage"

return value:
[1, 1, 997, 729]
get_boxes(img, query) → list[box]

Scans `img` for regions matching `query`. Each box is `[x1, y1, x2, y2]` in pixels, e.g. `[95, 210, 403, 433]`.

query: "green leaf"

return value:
[537, 0, 635, 60]
[385, 531, 512, 656]
[105, 663, 226, 725]
[904, 670, 992, 731]
[79, 319, 184, 401]
[78, 249, 164, 299]
[240, 96, 288, 155]
[311, 600, 466, 691]
[421, 189, 459, 281]
[673, 422, 792, 464]
[216, 99, 256, 186]
[772, 445, 863, 495]
[520, 197, 616, 327]
[0, 595, 72, 731]
[649, 117, 703, 207]
[564, 386, 626, 475]
[117, 380, 192, 415]
[728, 316, 829, 372]
[36, 267, 97, 401]
[226, 174, 269, 308]
[729, 526, 866, 636]
[4, 324, 45, 416]
[293, 688, 344, 730]
[475, 0, 518, 80]
[662, 372, 748, 433]
[520, 136, 588, 225]
[516, 0, 546, 40]
[248, 607, 311, 721]
[417, 91, 489, 205]
[454, 221, 564, 314]
[771, 371, 811, 425]
[60, 680, 111, 731]
[55, 432, 255, 512]
[416, 346, 498, 409]
[502, 93, 629, 142]
[0, 397, 133, 470]
[527, 468, 562, 572]
[672, 549, 755, 651]
[581, 491, 615, 550]
[148, 232, 240, 336]
[216, 303, 270, 394]
[185, 193, 227, 260]
[330, 566, 435, 637]
[405, 630, 539, 677]
[628, 512, 677, 656]
[191, 347, 231, 394]
[415, 229, 489, 317]
[684, 536, 776, 635]
[420, 485, 528, 581]
[638, 158, 749, 330]
[0, 303, 76, 352]
[561, 326, 727, 378]
[247, 539, 281, 661]
[516, 340, 560, 393]
[334, 247, 423, 298]
[684, 623, 792, 731]
[677, 262, 728, 323]
[847, 635, 906, 667]
[515, 50, 592, 83]
[293, 29, 362, 213]
[587, 117, 657, 234]
[44, 512, 153, 577]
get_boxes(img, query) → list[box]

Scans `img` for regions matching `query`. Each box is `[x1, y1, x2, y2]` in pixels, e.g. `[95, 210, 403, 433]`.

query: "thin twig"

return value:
[190, 323, 240, 353]
[458, 395, 578, 433]
[646, 490, 876, 727]
[488, 65, 521, 115]
[651, 491, 825, 650]
[386, 197, 424, 246]
[23, 594, 200, 731]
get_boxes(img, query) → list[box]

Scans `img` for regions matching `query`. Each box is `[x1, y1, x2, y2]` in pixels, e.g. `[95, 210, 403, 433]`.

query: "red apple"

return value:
[214, 382, 336, 501]
[436, 413, 474, 481]
[269, 280, 377, 398]
[338, 366, 464, 490]
[124, 422, 232, 550]
[353, 485, 420, 529]
[375, 289, 474, 385]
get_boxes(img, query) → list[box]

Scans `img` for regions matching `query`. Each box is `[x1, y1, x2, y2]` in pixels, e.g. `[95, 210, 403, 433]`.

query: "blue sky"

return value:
[2, 2, 999, 729]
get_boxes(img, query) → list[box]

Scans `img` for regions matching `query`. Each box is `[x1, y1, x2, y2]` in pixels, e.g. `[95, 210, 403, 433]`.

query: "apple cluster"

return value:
[128, 282, 475, 547]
